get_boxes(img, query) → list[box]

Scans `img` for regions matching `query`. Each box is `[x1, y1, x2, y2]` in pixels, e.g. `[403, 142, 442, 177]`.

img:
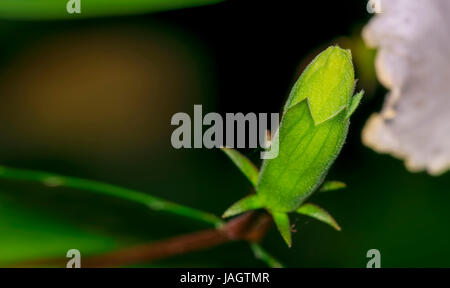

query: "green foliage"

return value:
[0, 193, 118, 265]
[0, 0, 223, 20]
[0, 165, 281, 267]
[0, 166, 223, 227]
[223, 46, 363, 246]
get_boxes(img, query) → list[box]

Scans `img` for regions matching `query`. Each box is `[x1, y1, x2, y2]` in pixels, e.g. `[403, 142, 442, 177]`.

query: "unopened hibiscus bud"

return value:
[222, 46, 363, 246]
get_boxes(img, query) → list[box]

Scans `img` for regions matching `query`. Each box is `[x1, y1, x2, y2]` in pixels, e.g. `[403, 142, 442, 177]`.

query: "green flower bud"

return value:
[257, 46, 355, 212]
[222, 46, 363, 246]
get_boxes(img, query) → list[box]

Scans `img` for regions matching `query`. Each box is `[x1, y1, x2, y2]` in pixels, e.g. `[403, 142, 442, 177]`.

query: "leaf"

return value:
[0, 165, 224, 228]
[222, 195, 263, 218]
[319, 181, 347, 192]
[221, 148, 259, 188]
[0, 0, 223, 20]
[250, 243, 284, 268]
[0, 193, 118, 266]
[296, 203, 341, 231]
[271, 212, 291, 247]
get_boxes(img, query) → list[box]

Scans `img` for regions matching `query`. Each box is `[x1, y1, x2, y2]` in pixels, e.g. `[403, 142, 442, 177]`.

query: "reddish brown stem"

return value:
[16, 211, 272, 268]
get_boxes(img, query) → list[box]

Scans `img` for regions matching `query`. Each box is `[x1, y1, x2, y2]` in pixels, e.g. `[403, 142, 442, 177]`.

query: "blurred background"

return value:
[0, 0, 449, 267]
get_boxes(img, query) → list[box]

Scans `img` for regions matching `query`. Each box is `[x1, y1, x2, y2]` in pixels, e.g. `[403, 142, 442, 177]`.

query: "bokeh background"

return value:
[0, 0, 449, 267]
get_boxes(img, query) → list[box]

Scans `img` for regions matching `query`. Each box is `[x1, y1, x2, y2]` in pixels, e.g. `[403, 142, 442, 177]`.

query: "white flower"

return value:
[362, 0, 450, 175]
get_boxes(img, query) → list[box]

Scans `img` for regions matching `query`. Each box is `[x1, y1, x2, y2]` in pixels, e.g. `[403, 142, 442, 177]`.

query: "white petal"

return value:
[362, 0, 450, 175]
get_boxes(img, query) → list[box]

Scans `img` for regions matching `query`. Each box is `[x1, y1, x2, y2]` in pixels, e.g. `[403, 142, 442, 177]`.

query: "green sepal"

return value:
[221, 148, 259, 188]
[346, 90, 364, 119]
[296, 203, 341, 231]
[319, 181, 347, 192]
[271, 212, 292, 247]
[250, 243, 284, 268]
[222, 195, 263, 218]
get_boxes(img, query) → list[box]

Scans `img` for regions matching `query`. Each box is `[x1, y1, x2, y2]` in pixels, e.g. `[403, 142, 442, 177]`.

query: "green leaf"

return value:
[0, 0, 223, 20]
[221, 148, 259, 188]
[346, 90, 364, 119]
[250, 243, 284, 268]
[0, 193, 118, 266]
[271, 212, 291, 247]
[319, 181, 347, 192]
[222, 195, 263, 218]
[296, 203, 341, 231]
[0, 165, 224, 227]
